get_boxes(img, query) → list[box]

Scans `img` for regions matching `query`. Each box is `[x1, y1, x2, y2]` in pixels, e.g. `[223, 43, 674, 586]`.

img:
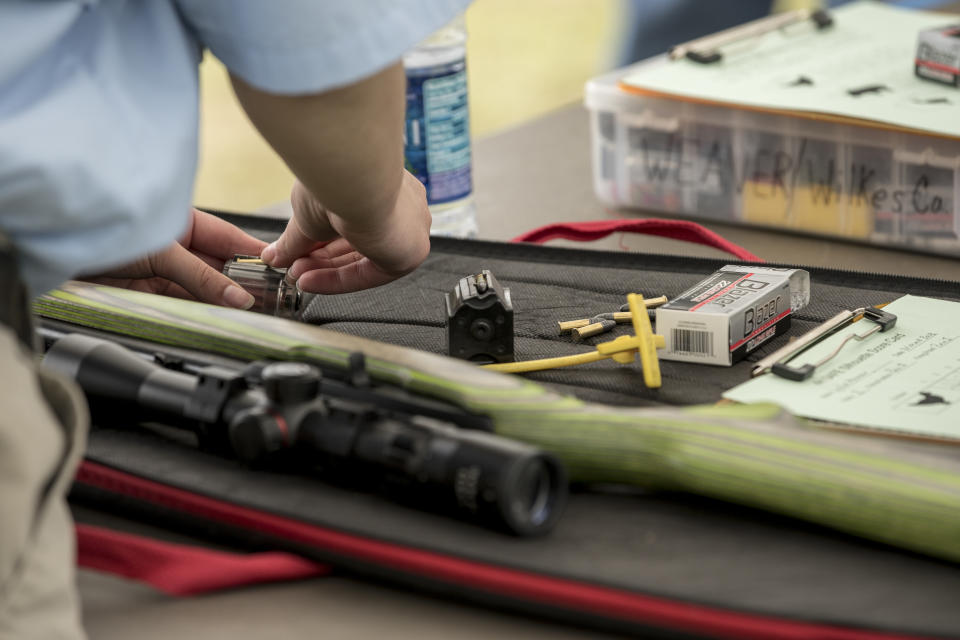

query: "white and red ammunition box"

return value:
[915, 24, 960, 87]
[656, 267, 808, 366]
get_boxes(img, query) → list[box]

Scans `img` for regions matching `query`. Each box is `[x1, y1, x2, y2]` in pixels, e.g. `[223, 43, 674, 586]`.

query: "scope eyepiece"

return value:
[327, 415, 567, 536]
[444, 430, 566, 536]
[510, 455, 560, 531]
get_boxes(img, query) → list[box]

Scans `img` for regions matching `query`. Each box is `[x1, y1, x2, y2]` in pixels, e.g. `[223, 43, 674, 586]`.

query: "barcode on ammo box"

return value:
[671, 328, 713, 356]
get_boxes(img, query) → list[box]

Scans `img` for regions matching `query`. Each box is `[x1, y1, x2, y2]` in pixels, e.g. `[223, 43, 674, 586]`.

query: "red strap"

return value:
[75, 523, 329, 596]
[76, 461, 924, 640]
[511, 219, 762, 262]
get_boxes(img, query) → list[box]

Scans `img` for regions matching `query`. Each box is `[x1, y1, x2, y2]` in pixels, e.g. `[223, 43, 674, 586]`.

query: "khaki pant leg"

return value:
[0, 327, 88, 640]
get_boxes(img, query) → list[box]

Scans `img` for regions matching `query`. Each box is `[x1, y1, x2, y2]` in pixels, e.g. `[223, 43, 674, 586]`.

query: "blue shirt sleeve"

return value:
[0, 0, 470, 298]
[174, 0, 472, 94]
[0, 0, 201, 297]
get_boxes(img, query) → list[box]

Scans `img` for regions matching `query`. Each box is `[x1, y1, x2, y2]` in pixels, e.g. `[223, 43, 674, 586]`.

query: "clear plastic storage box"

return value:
[586, 62, 960, 256]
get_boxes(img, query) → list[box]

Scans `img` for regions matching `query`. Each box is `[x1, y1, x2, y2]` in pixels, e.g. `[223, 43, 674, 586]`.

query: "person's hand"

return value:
[260, 170, 431, 294]
[82, 208, 267, 309]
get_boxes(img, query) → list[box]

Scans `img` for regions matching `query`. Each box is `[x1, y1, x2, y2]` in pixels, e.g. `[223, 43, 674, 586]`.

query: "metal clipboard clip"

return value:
[752, 307, 898, 382]
[668, 8, 834, 64]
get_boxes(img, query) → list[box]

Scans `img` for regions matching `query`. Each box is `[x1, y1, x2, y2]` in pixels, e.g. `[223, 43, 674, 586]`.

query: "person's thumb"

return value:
[154, 244, 255, 309]
[262, 182, 338, 268]
[261, 216, 321, 268]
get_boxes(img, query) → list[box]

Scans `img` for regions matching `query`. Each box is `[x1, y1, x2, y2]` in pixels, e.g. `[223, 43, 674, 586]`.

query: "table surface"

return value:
[80, 102, 960, 639]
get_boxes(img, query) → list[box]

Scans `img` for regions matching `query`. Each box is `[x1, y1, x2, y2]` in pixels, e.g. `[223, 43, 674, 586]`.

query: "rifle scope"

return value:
[44, 334, 567, 536]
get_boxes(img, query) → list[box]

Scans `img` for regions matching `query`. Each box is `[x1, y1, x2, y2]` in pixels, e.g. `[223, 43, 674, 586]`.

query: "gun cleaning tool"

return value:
[445, 270, 514, 363]
[486, 293, 665, 389]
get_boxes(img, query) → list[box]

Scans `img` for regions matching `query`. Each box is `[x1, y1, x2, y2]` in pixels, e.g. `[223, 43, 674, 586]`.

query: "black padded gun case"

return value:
[63, 212, 960, 639]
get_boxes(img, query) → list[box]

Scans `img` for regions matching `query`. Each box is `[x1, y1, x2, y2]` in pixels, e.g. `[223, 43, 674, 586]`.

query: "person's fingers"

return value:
[295, 257, 399, 294]
[191, 250, 224, 271]
[85, 275, 194, 300]
[327, 170, 431, 275]
[187, 209, 268, 259]
[141, 280, 193, 300]
[290, 252, 364, 283]
[262, 182, 339, 268]
[151, 243, 255, 309]
[308, 236, 355, 258]
[287, 239, 362, 280]
[261, 216, 324, 268]
[288, 180, 342, 240]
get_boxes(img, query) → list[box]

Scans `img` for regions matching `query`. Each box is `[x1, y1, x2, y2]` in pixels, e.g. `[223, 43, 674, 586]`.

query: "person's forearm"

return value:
[231, 63, 406, 232]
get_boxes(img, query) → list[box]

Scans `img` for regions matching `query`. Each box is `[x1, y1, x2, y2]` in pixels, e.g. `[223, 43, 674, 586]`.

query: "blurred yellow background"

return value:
[192, 0, 621, 212]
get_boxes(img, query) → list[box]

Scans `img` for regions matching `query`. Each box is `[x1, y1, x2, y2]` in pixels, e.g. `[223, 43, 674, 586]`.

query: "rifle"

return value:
[36, 281, 960, 561]
[39, 325, 566, 537]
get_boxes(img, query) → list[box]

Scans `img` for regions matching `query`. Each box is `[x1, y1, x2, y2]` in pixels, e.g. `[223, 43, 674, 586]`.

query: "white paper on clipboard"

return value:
[723, 295, 960, 439]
